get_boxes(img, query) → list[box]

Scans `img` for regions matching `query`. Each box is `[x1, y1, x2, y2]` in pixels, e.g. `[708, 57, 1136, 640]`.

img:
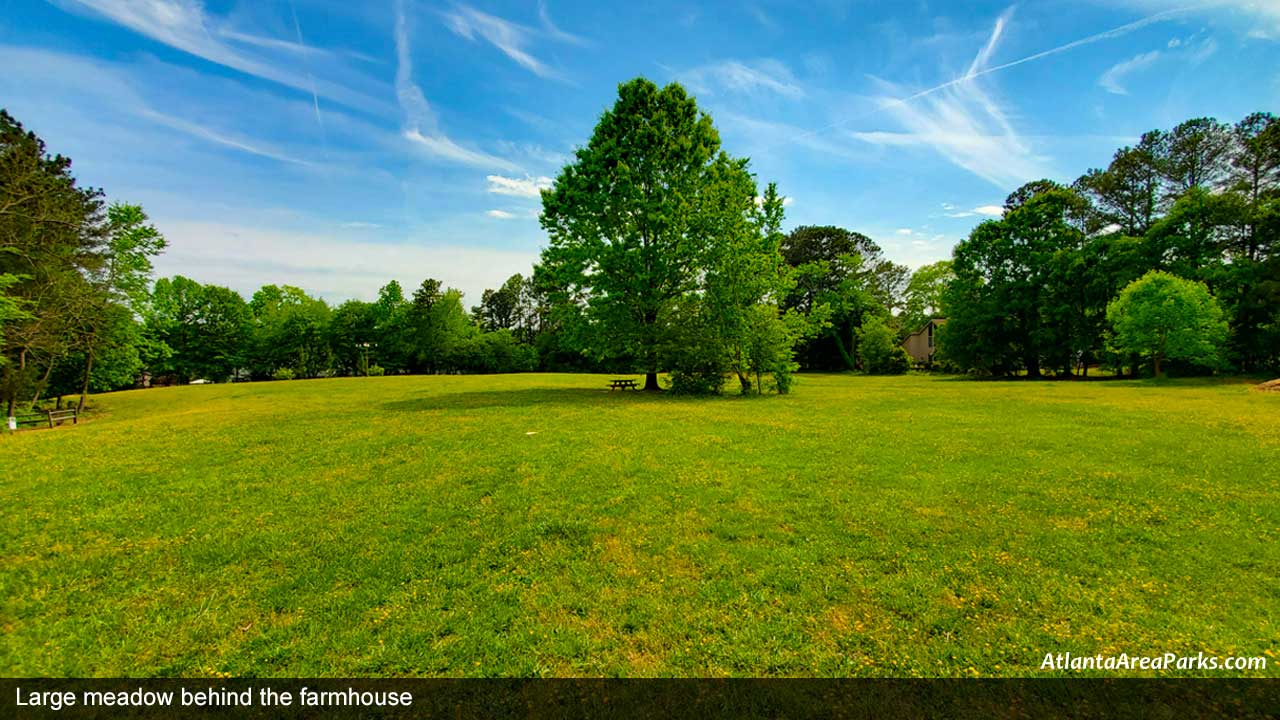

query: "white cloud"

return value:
[56, 0, 388, 113]
[443, 4, 565, 80]
[678, 59, 804, 99]
[974, 205, 1005, 217]
[395, 1, 518, 171]
[896, 228, 913, 235]
[485, 209, 517, 219]
[486, 174, 554, 198]
[340, 221, 382, 229]
[1099, 50, 1161, 95]
[153, 220, 538, 305]
[852, 8, 1052, 189]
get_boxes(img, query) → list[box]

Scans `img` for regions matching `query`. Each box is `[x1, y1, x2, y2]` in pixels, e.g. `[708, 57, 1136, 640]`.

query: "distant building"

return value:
[903, 319, 945, 364]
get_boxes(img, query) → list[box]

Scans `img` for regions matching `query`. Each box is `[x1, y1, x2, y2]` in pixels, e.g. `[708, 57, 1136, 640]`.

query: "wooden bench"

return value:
[608, 379, 639, 392]
[44, 407, 78, 428]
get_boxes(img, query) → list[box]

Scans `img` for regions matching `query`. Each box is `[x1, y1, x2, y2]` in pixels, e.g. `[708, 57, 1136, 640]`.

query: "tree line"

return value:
[4, 86, 1277, 412]
[940, 113, 1279, 377]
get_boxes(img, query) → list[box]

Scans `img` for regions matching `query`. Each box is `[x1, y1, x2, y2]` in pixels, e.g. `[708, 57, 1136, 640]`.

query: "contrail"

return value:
[290, 0, 326, 136]
[776, 3, 1203, 151]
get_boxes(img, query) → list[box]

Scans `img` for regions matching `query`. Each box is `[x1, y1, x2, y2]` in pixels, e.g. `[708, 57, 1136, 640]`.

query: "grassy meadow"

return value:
[2, 373, 1277, 677]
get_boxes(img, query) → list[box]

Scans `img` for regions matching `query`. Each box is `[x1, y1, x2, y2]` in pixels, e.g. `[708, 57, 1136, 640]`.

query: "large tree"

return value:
[1107, 271, 1227, 376]
[147, 276, 250, 382]
[0, 109, 108, 416]
[538, 78, 758, 390]
[780, 225, 905, 370]
[1073, 132, 1163, 236]
[943, 185, 1087, 376]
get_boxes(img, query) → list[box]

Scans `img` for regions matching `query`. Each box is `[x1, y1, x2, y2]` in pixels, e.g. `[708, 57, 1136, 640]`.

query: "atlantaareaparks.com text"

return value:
[1041, 652, 1267, 672]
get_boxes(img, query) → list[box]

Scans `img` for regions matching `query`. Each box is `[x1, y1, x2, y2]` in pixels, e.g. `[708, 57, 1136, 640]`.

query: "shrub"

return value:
[271, 367, 296, 381]
[857, 316, 910, 374]
[662, 304, 728, 395]
[366, 364, 385, 377]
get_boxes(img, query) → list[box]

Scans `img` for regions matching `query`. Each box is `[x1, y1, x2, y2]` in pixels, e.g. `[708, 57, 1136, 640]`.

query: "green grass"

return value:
[2, 373, 1277, 677]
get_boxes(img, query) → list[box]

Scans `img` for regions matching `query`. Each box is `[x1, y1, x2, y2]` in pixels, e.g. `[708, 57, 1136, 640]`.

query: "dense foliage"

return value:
[537, 79, 812, 393]
[939, 113, 1280, 377]
[1106, 271, 1228, 376]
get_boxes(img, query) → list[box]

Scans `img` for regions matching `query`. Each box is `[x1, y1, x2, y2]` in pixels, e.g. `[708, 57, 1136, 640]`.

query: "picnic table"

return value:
[608, 379, 639, 392]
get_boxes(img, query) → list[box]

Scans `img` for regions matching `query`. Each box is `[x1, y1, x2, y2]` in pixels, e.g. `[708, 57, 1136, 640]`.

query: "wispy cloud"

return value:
[719, 111, 869, 163]
[749, 6, 778, 31]
[778, 3, 1197, 154]
[443, 3, 566, 80]
[395, 0, 518, 171]
[140, 108, 313, 165]
[1099, 50, 1161, 94]
[678, 59, 804, 99]
[485, 209, 517, 219]
[487, 175, 554, 198]
[974, 205, 1005, 217]
[1106, 0, 1280, 38]
[56, 0, 388, 113]
[538, 0, 589, 46]
[853, 8, 1050, 188]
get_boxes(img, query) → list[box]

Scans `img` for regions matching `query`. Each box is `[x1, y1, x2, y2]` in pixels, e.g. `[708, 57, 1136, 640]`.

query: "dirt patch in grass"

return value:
[1254, 379, 1280, 392]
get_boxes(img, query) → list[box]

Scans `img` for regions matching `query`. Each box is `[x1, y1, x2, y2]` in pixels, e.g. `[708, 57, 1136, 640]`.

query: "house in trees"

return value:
[903, 319, 945, 365]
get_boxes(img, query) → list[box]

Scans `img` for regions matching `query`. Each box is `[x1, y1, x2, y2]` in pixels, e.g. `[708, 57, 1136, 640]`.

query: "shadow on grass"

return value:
[380, 387, 666, 412]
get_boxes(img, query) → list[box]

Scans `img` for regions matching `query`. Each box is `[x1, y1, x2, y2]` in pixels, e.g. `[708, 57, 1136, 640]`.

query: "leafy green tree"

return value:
[781, 225, 904, 370]
[100, 203, 166, 309]
[856, 315, 909, 374]
[539, 78, 755, 391]
[945, 185, 1087, 376]
[371, 280, 411, 373]
[0, 274, 29, 363]
[247, 285, 332, 379]
[1, 109, 108, 416]
[327, 299, 378, 376]
[703, 181, 794, 392]
[147, 277, 250, 382]
[1106, 271, 1228, 376]
[403, 280, 474, 373]
[900, 261, 953, 337]
[1073, 133, 1163, 235]
[1230, 113, 1279, 209]
[1160, 118, 1232, 197]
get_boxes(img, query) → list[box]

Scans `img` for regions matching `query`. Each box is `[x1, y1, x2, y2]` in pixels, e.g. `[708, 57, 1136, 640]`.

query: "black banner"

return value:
[3, 679, 1278, 719]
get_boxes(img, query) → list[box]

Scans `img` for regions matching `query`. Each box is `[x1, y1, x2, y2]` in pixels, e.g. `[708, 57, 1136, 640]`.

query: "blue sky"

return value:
[3, 1, 1278, 304]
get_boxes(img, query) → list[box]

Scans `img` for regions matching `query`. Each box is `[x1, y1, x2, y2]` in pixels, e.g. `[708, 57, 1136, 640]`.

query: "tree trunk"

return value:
[1025, 355, 1042, 379]
[6, 349, 26, 419]
[77, 351, 94, 413]
[1153, 354, 1163, 378]
[829, 329, 855, 370]
[643, 371, 660, 392]
[28, 361, 56, 410]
